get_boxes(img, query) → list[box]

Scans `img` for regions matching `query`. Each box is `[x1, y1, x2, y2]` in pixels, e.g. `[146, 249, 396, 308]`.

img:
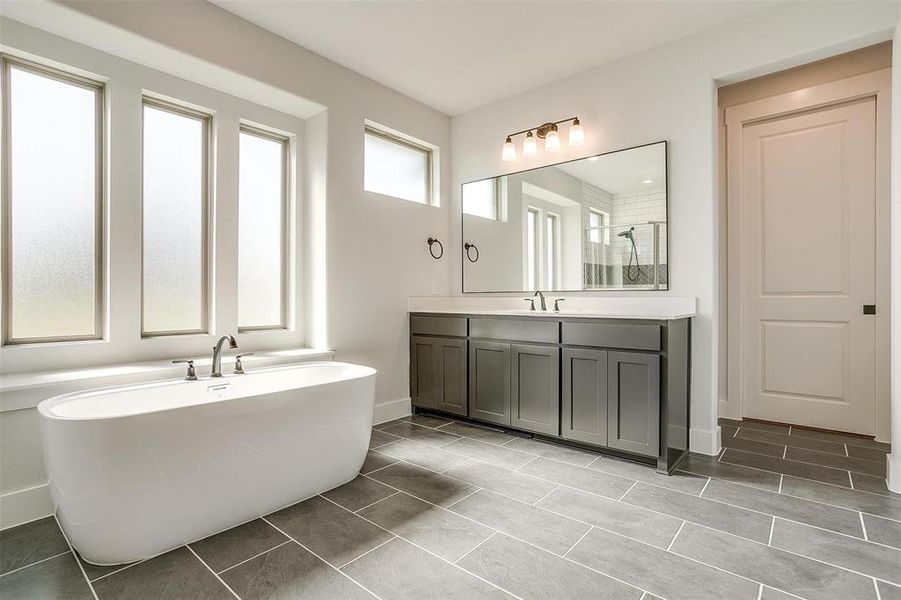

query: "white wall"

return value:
[451, 1, 899, 455]
[0, 1, 453, 527]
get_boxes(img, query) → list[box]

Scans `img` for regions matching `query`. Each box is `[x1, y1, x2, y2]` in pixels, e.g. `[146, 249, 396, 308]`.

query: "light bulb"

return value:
[569, 118, 584, 146]
[523, 131, 537, 155]
[545, 126, 560, 152]
[502, 136, 516, 161]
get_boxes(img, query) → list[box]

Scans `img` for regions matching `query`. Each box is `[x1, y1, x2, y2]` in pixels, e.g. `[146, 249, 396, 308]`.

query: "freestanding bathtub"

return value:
[37, 361, 376, 565]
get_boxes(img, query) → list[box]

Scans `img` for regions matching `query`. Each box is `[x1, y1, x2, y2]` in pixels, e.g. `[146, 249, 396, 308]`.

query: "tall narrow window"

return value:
[364, 125, 433, 205]
[2, 57, 103, 343]
[526, 208, 539, 291]
[546, 213, 558, 288]
[238, 126, 288, 330]
[142, 98, 209, 335]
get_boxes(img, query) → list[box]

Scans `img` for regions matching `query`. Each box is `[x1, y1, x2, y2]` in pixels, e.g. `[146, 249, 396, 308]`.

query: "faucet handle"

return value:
[172, 359, 198, 381]
[234, 353, 254, 375]
[553, 298, 566, 312]
[523, 298, 536, 311]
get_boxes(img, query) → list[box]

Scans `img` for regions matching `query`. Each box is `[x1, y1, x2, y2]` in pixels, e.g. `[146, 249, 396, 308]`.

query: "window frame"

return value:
[462, 178, 500, 221]
[1, 54, 105, 346]
[588, 208, 610, 245]
[140, 95, 212, 338]
[546, 212, 560, 289]
[526, 206, 539, 291]
[237, 123, 291, 333]
[363, 124, 434, 206]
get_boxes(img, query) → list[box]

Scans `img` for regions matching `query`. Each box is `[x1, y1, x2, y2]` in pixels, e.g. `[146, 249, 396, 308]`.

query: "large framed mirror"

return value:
[462, 141, 667, 292]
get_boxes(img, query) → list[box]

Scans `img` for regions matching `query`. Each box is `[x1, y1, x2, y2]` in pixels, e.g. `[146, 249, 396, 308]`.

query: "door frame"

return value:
[724, 68, 891, 439]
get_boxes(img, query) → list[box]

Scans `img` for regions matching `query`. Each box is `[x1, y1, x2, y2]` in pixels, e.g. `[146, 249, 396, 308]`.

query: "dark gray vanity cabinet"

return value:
[511, 344, 559, 436]
[561, 348, 609, 446]
[607, 352, 660, 457]
[410, 336, 439, 410]
[410, 312, 691, 474]
[468, 340, 511, 425]
[436, 339, 468, 416]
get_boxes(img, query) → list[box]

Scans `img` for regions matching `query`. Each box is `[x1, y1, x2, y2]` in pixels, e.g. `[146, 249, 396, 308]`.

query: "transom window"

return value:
[462, 178, 498, 220]
[364, 124, 434, 205]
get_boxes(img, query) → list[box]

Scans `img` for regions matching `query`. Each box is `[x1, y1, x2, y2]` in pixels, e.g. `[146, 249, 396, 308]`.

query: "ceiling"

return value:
[556, 142, 666, 196]
[209, 1, 778, 115]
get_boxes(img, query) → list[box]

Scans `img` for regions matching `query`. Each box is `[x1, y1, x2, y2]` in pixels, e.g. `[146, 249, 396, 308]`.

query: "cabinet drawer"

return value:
[470, 318, 558, 344]
[562, 322, 660, 351]
[411, 315, 467, 337]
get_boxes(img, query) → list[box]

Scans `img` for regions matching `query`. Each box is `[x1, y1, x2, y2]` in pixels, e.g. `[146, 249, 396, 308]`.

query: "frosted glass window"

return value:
[546, 214, 558, 288]
[238, 128, 287, 330]
[526, 208, 538, 291]
[4, 61, 102, 342]
[364, 128, 431, 204]
[462, 179, 497, 220]
[142, 101, 208, 335]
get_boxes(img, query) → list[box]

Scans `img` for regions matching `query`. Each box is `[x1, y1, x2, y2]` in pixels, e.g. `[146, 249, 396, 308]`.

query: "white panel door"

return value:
[739, 97, 876, 434]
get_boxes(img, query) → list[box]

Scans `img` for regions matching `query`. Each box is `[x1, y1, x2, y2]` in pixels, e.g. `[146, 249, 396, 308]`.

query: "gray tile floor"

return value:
[2, 415, 899, 600]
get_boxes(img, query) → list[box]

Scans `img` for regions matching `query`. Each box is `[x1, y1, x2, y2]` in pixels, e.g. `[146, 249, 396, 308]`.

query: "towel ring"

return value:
[427, 237, 444, 260]
[464, 242, 480, 263]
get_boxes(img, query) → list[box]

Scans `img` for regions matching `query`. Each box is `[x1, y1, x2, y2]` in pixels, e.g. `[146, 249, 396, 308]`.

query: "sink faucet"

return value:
[211, 335, 238, 378]
[533, 291, 547, 311]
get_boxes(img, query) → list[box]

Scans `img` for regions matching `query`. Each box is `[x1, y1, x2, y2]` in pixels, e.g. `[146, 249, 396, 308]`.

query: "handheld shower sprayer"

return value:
[617, 227, 641, 283]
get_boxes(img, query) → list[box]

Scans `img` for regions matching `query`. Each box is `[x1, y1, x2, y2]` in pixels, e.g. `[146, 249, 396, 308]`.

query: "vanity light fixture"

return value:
[500, 117, 584, 161]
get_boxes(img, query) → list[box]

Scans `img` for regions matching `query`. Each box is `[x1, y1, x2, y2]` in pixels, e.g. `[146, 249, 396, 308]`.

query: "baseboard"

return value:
[373, 397, 411, 425]
[888, 454, 901, 494]
[690, 425, 722, 456]
[1, 484, 53, 530]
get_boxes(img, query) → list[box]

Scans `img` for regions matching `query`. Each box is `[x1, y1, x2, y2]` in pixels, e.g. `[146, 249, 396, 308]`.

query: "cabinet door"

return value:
[469, 340, 511, 426]
[410, 336, 438, 410]
[437, 339, 467, 416]
[562, 348, 608, 446]
[607, 352, 660, 457]
[511, 344, 559, 435]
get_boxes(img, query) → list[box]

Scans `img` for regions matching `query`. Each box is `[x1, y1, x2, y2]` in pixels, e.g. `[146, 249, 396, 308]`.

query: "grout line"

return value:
[665, 521, 686, 551]
[617, 481, 639, 501]
[585, 454, 604, 469]
[778, 474, 784, 494]
[708, 452, 872, 496]
[767, 516, 776, 546]
[353, 491, 400, 514]
[444, 486, 483, 509]
[733, 426, 741, 438]
[0, 551, 71, 579]
[215, 539, 292, 575]
[788, 426, 792, 435]
[698, 477, 712, 497]
[260, 517, 386, 600]
[562, 525, 594, 557]
[532, 484, 561, 506]
[514, 454, 542, 471]
[859, 513, 869, 542]
[875, 577, 883, 600]
[338, 536, 397, 569]
[845, 443, 850, 457]
[756, 583, 764, 600]
[360, 459, 400, 476]
[453, 531, 497, 565]
[782, 445, 787, 459]
[51, 515, 99, 600]
[185, 545, 241, 599]
[848, 471, 855, 489]
[315, 494, 527, 600]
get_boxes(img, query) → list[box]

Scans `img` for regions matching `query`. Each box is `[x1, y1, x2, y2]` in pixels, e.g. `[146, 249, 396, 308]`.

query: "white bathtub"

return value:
[37, 361, 376, 565]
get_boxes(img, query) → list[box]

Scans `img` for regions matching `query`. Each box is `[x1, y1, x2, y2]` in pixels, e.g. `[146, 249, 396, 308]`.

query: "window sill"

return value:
[0, 347, 334, 412]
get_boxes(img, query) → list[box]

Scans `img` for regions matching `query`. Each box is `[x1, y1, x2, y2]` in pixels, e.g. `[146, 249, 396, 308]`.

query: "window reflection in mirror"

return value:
[462, 141, 667, 292]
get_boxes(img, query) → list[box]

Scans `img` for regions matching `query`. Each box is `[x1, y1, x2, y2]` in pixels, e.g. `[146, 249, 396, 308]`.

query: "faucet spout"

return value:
[211, 335, 238, 378]
[533, 290, 547, 311]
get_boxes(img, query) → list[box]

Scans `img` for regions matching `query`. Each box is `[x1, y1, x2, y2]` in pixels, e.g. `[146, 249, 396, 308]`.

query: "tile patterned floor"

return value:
[1, 414, 898, 600]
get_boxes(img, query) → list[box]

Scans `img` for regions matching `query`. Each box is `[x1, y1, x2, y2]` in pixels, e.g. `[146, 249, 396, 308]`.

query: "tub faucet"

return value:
[211, 335, 238, 378]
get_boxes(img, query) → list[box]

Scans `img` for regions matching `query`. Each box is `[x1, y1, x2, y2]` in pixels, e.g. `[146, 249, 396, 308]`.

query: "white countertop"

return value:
[408, 296, 696, 321]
